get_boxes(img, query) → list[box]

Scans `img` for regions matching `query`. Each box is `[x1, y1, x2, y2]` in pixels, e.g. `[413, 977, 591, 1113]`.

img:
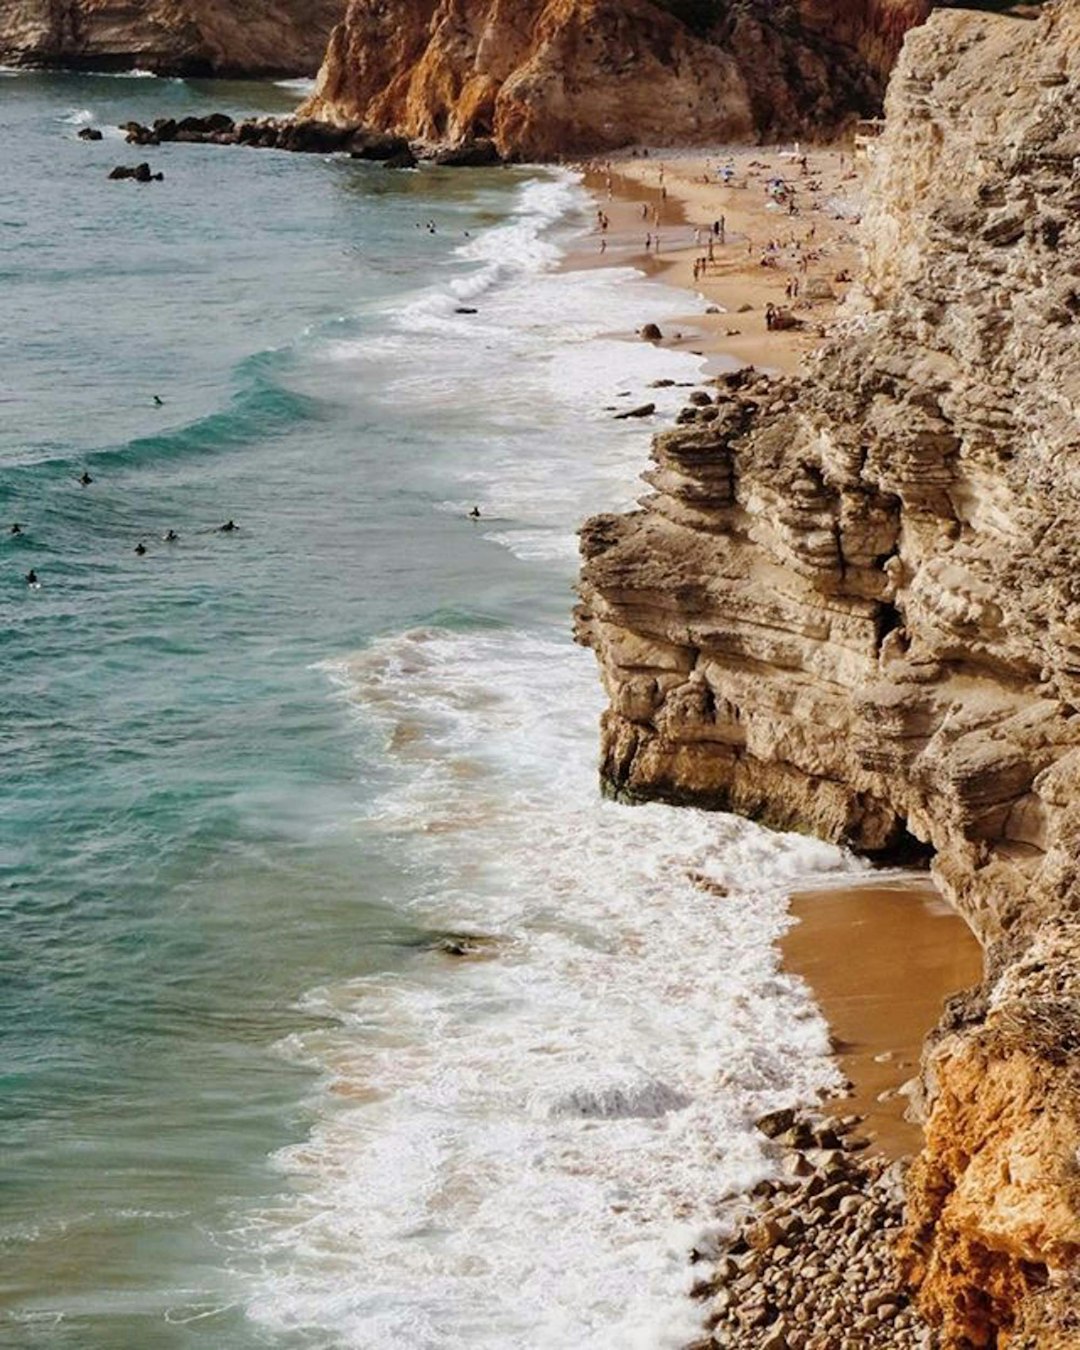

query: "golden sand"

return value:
[784, 879, 983, 1156]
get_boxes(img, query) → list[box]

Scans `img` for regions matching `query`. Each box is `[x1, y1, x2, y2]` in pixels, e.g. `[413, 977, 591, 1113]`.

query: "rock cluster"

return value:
[578, 3, 1080, 1343]
[298, 0, 932, 159]
[694, 1110, 937, 1350]
[115, 115, 505, 170]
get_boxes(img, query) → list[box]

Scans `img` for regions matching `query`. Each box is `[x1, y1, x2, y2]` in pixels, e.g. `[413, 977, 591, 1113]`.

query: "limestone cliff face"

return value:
[299, 0, 931, 159]
[0, 0, 341, 76]
[577, 3, 1080, 1343]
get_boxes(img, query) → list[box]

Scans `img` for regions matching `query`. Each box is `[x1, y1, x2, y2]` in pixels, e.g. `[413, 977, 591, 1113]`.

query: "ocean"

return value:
[1, 70, 860, 1350]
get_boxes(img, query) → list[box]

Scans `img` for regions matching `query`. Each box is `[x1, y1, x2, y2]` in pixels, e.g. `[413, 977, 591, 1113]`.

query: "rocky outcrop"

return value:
[577, 3, 1080, 1343]
[0, 0, 341, 76]
[299, 0, 933, 159]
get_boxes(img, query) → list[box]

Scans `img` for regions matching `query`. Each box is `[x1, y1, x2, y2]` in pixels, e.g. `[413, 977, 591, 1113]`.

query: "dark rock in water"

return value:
[431, 137, 501, 167]
[77, 126, 103, 141]
[123, 120, 159, 145]
[133, 162, 152, 182]
[428, 932, 499, 959]
[614, 403, 656, 420]
[108, 162, 163, 182]
[348, 129, 413, 161]
[454, 307, 478, 315]
[756, 1107, 797, 1139]
[650, 378, 676, 388]
[276, 119, 355, 153]
[689, 390, 713, 407]
[382, 148, 419, 170]
[640, 322, 663, 341]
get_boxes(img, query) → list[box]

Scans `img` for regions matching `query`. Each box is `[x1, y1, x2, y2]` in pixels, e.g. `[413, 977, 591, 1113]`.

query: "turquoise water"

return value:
[2, 71, 852, 1350]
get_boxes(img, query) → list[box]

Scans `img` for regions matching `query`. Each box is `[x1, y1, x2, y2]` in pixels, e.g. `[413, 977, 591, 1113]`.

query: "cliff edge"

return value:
[0, 0, 341, 76]
[299, 0, 932, 159]
[577, 3, 1080, 1344]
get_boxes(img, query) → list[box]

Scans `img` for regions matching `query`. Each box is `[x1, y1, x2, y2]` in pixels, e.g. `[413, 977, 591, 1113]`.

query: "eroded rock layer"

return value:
[299, 0, 932, 159]
[577, 4, 1080, 1344]
[0, 0, 341, 76]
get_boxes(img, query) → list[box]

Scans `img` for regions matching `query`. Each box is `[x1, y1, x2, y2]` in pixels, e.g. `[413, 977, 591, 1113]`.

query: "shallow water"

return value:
[2, 70, 861, 1349]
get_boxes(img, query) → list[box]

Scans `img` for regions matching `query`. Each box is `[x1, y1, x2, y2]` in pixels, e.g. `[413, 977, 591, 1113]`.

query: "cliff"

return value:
[577, 2, 1080, 1344]
[0, 0, 341, 76]
[298, 0, 932, 159]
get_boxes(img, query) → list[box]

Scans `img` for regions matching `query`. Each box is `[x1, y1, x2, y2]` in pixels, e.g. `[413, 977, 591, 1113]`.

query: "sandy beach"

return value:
[573, 144, 865, 374]
[784, 880, 983, 1156]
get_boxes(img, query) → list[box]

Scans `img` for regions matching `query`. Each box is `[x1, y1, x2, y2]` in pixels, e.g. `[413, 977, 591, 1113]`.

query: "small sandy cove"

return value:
[572, 144, 865, 374]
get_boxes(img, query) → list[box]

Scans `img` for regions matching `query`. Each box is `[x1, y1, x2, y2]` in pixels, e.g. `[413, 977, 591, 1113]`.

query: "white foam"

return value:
[238, 630, 862, 1349]
[240, 169, 864, 1347]
[274, 77, 317, 95]
[58, 107, 94, 126]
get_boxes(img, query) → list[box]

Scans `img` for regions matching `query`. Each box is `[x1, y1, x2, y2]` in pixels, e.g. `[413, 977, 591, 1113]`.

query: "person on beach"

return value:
[641, 203, 648, 220]
[600, 238, 607, 254]
[645, 233, 652, 251]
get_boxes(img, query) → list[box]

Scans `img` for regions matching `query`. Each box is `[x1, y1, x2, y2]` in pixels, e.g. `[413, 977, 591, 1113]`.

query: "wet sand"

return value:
[783, 878, 984, 1156]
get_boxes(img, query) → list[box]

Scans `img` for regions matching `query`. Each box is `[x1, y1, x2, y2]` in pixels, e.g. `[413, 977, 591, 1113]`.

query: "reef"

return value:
[0, 0, 341, 76]
[298, 0, 932, 159]
[577, 3, 1080, 1344]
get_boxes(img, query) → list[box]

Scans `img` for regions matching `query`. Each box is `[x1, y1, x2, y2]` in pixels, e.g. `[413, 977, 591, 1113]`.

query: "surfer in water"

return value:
[219, 520, 237, 532]
[79, 471, 93, 486]
[153, 395, 164, 406]
[468, 506, 481, 519]
[163, 529, 178, 542]
[25, 569, 38, 585]
[134, 542, 147, 556]
[10, 523, 22, 535]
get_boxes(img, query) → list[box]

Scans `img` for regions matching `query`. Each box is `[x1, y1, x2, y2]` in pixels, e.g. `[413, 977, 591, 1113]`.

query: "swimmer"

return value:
[153, 395, 164, 406]
[10, 523, 22, 535]
[134, 542, 147, 556]
[219, 519, 237, 532]
[163, 529, 178, 542]
[468, 506, 481, 519]
[79, 471, 93, 486]
[25, 568, 37, 585]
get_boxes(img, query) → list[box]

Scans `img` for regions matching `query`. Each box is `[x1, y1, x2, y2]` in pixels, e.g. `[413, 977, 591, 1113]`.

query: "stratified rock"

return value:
[298, 0, 933, 159]
[578, 4, 1080, 1345]
[0, 0, 342, 76]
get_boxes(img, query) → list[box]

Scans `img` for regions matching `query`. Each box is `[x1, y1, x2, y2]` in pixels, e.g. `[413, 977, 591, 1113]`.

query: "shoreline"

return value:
[565, 149, 979, 1346]
[566, 148, 979, 1159]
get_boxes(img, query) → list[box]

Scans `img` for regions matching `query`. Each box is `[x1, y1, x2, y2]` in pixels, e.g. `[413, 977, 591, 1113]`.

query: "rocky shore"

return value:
[694, 1109, 937, 1350]
[578, 3, 1080, 1344]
